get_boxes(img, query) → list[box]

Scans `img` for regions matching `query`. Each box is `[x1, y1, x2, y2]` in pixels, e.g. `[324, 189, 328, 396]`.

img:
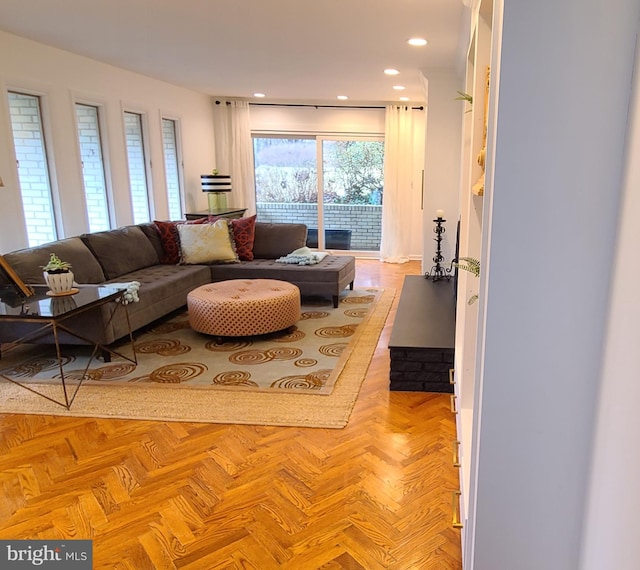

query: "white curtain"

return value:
[380, 105, 415, 263]
[212, 100, 256, 215]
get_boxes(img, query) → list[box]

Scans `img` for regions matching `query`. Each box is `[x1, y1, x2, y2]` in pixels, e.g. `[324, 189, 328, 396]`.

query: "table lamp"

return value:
[201, 173, 231, 212]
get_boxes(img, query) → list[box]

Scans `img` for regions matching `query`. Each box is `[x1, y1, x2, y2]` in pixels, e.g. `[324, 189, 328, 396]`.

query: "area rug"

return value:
[0, 288, 394, 428]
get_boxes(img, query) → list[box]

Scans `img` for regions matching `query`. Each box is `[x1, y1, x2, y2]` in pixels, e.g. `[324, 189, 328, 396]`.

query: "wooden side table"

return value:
[185, 208, 247, 220]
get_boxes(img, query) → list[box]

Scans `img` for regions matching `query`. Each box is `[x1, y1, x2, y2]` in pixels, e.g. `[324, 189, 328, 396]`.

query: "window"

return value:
[7, 91, 57, 246]
[161, 118, 183, 220]
[75, 103, 111, 232]
[253, 136, 384, 251]
[123, 111, 151, 223]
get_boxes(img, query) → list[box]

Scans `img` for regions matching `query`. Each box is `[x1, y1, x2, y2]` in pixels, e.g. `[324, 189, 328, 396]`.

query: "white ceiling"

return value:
[0, 0, 467, 105]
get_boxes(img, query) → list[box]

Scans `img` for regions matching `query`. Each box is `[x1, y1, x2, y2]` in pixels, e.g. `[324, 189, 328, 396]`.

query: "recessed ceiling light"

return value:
[384, 68, 400, 76]
[393, 85, 406, 91]
[399, 97, 410, 101]
[408, 38, 428, 46]
[253, 92, 266, 98]
[337, 95, 348, 100]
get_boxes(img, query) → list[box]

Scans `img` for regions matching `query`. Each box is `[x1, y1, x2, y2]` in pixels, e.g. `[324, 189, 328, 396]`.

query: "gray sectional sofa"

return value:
[0, 221, 356, 349]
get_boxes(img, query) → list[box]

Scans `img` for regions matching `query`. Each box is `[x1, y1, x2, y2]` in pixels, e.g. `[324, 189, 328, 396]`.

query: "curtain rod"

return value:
[215, 100, 424, 111]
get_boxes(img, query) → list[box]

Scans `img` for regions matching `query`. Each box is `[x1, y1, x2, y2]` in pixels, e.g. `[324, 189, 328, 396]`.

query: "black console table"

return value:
[388, 275, 456, 392]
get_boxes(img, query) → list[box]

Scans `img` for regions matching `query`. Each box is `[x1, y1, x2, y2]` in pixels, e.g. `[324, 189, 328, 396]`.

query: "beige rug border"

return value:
[0, 288, 395, 429]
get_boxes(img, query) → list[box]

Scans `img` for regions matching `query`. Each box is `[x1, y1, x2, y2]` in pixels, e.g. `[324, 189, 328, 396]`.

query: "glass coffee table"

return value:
[0, 285, 137, 409]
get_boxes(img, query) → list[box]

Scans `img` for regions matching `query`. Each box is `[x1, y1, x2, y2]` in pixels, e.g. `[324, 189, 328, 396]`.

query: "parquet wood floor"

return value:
[0, 259, 462, 569]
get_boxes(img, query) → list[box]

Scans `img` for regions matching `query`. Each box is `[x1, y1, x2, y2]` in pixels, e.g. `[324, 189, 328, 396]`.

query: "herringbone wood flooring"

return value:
[0, 260, 462, 569]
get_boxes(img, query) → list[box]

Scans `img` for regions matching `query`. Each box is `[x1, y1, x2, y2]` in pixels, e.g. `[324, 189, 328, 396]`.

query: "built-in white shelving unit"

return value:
[447, 0, 640, 567]
[452, 0, 494, 565]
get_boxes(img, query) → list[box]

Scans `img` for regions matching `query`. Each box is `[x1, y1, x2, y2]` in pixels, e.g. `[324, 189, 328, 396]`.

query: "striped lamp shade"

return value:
[201, 174, 232, 192]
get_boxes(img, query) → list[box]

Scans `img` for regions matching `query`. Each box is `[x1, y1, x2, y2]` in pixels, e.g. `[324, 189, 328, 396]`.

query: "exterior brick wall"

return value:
[256, 203, 382, 250]
[7, 92, 57, 246]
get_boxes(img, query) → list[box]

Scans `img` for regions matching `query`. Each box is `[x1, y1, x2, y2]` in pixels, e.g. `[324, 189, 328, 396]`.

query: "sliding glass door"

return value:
[253, 136, 383, 251]
[319, 138, 383, 250]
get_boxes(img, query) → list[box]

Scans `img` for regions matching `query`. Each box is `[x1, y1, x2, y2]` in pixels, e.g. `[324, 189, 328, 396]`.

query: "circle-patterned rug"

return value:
[0, 288, 383, 396]
[0, 288, 395, 427]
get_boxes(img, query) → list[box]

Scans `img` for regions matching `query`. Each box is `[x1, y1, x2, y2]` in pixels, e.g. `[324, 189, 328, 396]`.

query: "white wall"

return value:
[420, 70, 463, 272]
[250, 104, 425, 258]
[0, 31, 216, 253]
[249, 104, 385, 135]
[579, 25, 640, 570]
[469, 0, 640, 568]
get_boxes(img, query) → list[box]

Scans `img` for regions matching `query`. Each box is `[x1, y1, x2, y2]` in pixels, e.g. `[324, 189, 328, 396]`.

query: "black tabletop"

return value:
[0, 285, 124, 319]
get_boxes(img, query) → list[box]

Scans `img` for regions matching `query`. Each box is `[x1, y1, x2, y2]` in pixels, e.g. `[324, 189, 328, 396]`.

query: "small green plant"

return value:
[455, 91, 473, 112]
[455, 256, 480, 277]
[42, 253, 72, 274]
[455, 256, 480, 304]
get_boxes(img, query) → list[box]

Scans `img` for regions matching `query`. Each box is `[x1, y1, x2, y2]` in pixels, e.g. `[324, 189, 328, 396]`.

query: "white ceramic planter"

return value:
[44, 271, 74, 294]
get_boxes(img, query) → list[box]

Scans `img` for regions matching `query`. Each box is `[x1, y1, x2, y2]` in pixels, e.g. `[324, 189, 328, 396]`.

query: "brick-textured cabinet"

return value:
[389, 346, 454, 393]
[388, 276, 455, 392]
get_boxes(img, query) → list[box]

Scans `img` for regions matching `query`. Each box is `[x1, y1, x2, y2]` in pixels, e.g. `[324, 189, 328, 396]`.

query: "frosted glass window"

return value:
[124, 111, 151, 223]
[161, 118, 183, 220]
[75, 103, 111, 232]
[7, 91, 57, 246]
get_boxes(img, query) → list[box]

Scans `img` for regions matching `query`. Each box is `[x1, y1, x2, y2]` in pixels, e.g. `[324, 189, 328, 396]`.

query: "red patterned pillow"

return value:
[154, 220, 180, 264]
[230, 215, 257, 261]
[154, 217, 208, 264]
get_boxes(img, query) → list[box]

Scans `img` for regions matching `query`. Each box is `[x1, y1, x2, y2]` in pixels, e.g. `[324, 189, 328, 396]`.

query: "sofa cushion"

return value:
[230, 214, 256, 261]
[252, 222, 308, 259]
[2, 237, 106, 284]
[154, 218, 208, 264]
[81, 225, 160, 280]
[138, 222, 166, 260]
[100, 264, 211, 342]
[208, 255, 356, 298]
[178, 220, 239, 264]
[198, 215, 258, 262]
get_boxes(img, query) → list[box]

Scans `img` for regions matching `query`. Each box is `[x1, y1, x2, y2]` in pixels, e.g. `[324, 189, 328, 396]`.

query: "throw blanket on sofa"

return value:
[276, 247, 329, 266]
[108, 281, 141, 305]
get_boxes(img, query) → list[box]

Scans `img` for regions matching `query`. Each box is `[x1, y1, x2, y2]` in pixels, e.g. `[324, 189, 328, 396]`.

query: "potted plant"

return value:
[42, 253, 75, 294]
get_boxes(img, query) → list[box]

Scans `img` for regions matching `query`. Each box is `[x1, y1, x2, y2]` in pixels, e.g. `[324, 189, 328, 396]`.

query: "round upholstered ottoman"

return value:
[187, 279, 301, 337]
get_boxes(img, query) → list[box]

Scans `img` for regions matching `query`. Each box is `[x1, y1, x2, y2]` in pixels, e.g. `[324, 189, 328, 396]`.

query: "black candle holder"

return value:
[425, 217, 451, 282]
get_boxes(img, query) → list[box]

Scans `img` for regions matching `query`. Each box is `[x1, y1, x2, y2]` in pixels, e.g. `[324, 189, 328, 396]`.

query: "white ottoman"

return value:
[187, 279, 301, 337]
